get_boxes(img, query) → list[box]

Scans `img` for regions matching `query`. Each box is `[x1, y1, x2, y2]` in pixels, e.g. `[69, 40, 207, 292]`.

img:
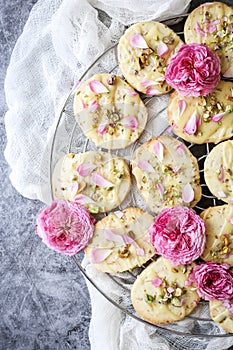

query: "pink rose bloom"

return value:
[165, 43, 221, 97]
[36, 200, 95, 255]
[189, 262, 233, 302]
[150, 206, 206, 265]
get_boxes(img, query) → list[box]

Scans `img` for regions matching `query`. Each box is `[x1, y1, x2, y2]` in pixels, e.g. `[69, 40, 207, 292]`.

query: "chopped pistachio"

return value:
[171, 297, 182, 307]
[89, 205, 99, 214]
[145, 294, 155, 304]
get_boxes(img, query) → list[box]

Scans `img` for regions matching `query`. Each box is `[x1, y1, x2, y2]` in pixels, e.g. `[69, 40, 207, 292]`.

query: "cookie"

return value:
[52, 151, 131, 213]
[118, 21, 183, 95]
[167, 80, 233, 144]
[200, 205, 233, 265]
[204, 140, 233, 204]
[73, 74, 148, 150]
[131, 257, 200, 325]
[85, 207, 155, 273]
[209, 300, 233, 333]
[131, 136, 202, 213]
[184, 2, 233, 77]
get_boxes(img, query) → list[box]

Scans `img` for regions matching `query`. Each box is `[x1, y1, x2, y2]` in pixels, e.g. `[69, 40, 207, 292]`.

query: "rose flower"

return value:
[150, 206, 206, 265]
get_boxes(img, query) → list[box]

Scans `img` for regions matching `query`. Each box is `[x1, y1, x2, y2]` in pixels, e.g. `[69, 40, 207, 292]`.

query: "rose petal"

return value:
[212, 112, 226, 122]
[90, 100, 99, 111]
[146, 87, 161, 96]
[229, 24, 233, 35]
[195, 22, 207, 37]
[138, 160, 154, 172]
[157, 42, 169, 57]
[89, 80, 109, 93]
[207, 20, 220, 34]
[175, 143, 186, 157]
[104, 228, 124, 244]
[218, 164, 224, 182]
[218, 191, 227, 198]
[129, 34, 148, 49]
[77, 163, 95, 177]
[91, 172, 114, 188]
[152, 277, 162, 287]
[74, 194, 97, 205]
[123, 234, 145, 256]
[153, 141, 164, 162]
[156, 183, 164, 198]
[183, 112, 199, 135]
[230, 217, 233, 224]
[167, 287, 175, 293]
[178, 99, 187, 116]
[98, 123, 108, 135]
[125, 89, 138, 96]
[89, 248, 112, 263]
[121, 116, 138, 130]
[114, 211, 123, 218]
[71, 182, 79, 195]
[182, 184, 194, 203]
[141, 79, 160, 89]
[82, 101, 87, 109]
[223, 66, 233, 78]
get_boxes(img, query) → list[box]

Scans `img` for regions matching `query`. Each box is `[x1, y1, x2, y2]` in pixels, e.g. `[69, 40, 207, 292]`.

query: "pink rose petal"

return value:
[182, 183, 194, 203]
[223, 66, 233, 78]
[146, 87, 161, 96]
[207, 20, 220, 34]
[89, 248, 112, 263]
[89, 80, 109, 94]
[138, 160, 155, 172]
[175, 143, 186, 157]
[172, 166, 181, 174]
[178, 99, 187, 116]
[82, 101, 87, 109]
[90, 100, 99, 111]
[212, 112, 226, 122]
[125, 89, 138, 96]
[152, 277, 162, 287]
[218, 164, 224, 182]
[141, 79, 160, 89]
[71, 182, 79, 195]
[167, 287, 175, 293]
[195, 22, 207, 37]
[91, 172, 114, 188]
[121, 116, 138, 130]
[183, 112, 199, 135]
[123, 234, 145, 256]
[77, 163, 95, 177]
[229, 24, 233, 35]
[153, 141, 164, 162]
[185, 280, 192, 286]
[129, 34, 148, 49]
[156, 183, 164, 198]
[218, 191, 227, 198]
[74, 194, 97, 205]
[104, 228, 124, 244]
[114, 210, 124, 218]
[230, 217, 233, 224]
[157, 42, 169, 57]
[98, 123, 108, 135]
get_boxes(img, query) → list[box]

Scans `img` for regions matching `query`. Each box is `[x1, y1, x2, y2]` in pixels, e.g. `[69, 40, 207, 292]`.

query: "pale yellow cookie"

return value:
[184, 2, 233, 76]
[118, 21, 183, 95]
[168, 81, 233, 144]
[131, 257, 200, 324]
[204, 140, 233, 204]
[131, 136, 201, 214]
[85, 207, 155, 273]
[52, 151, 131, 213]
[210, 300, 233, 333]
[73, 74, 148, 150]
[200, 205, 233, 265]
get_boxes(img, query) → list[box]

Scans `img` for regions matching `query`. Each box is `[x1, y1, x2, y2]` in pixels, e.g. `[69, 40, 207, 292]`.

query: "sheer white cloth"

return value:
[5, 0, 233, 349]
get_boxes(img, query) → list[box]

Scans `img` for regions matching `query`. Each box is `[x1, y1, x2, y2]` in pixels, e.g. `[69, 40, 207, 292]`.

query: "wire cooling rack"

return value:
[49, 14, 233, 338]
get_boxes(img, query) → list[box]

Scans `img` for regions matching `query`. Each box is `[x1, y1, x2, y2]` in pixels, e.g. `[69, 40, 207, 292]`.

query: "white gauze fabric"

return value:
[5, 0, 233, 349]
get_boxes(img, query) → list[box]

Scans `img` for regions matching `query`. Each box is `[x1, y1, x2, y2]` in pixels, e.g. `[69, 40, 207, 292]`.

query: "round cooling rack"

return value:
[49, 15, 233, 339]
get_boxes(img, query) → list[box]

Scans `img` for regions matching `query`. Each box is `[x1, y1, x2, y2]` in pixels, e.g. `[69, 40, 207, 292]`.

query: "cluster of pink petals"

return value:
[36, 200, 95, 255]
[165, 43, 221, 97]
[189, 262, 233, 312]
[150, 206, 206, 265]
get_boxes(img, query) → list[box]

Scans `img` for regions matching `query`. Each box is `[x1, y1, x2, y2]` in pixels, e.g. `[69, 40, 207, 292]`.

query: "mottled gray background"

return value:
[1, 1, 233, 350]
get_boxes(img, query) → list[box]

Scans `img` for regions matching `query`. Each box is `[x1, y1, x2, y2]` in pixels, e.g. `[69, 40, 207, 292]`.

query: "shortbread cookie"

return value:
[118, 21, 183, 95]
[168, 80, 233, 144]
[184, 2, 233, 77]
[53, 151, 131, 213]
[131, 257, 200, 324]
[204, 140, 233, 204]
[85, 207, 155, 273]
[200, 205, 233, 265]
[210, 300, 233, 333]
[73, 74, 148, 150]
[131, 136, 202, 213]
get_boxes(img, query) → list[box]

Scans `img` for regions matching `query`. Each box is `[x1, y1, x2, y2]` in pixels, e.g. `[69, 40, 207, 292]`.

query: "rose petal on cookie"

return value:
[146, 87, 161, 96]
[182, 184, 194, 203]
[223, 66, 233, 78]
[90, 100, 99, 111]
[77, 163, 95, 177]
[167, 287, 175, 293]
[152, 277, 162, 287]
[229, 24, 233, 35]
[138, 160, 155, 173]
[153, 141, 164, 161]
[175, 143, 186, 157]
[230, 217, 233, 224]
[98, 123, 108, 135]
[121, 116, 138, 130]
[89, 80, 109, 93]
[157, 42, 169, 57]
[129, 34, 148, 49]
[104, 228, 124, 244]
[195, 22, 207, 37]
[218, 164, 224, 182]
[123, 234, 145, 256]
[81, 101, 87, 109]
[207, 20, 220, 34]
[125, 89, 138, 96]
[141, 79, 160, 89]
[178, 99, 187, 116]
[89, 248, 112, 263]
[212, 112, 226, 122]
[114, 210, 124, 218]
[91, 172, 114, 188]
[74, 194, 97, 205]
[183, 111, 199, 135]
[71, 182, 79, 196]
[156, 183, 164, 197]
[218, 191, 227, 198]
